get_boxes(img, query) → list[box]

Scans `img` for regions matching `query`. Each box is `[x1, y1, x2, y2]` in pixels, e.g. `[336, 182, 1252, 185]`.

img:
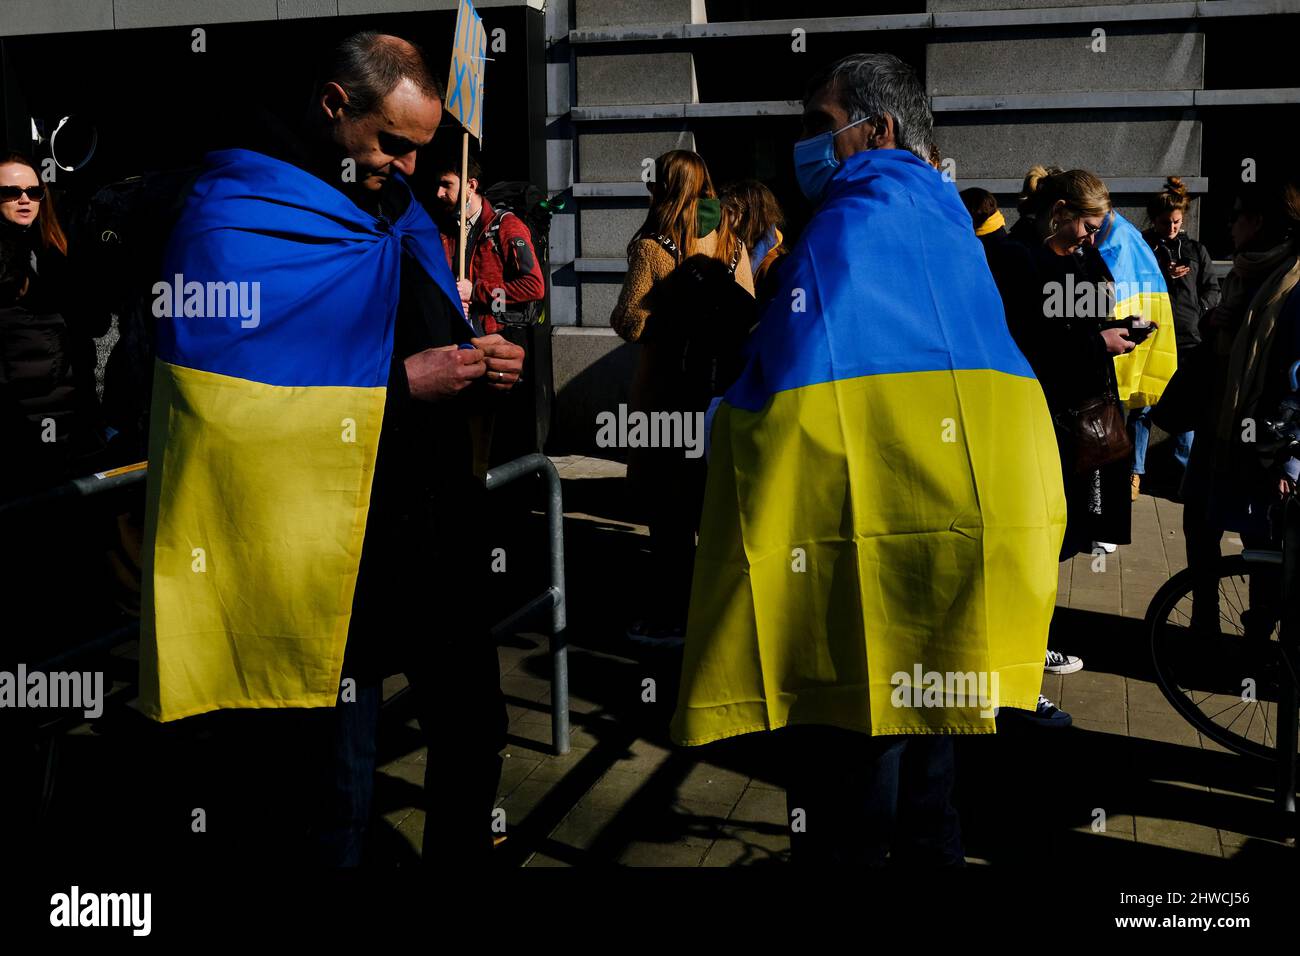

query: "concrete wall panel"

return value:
[575, 52, 697, 106]
[577, 128, 696, 182]
[928, 26, 1203, 96]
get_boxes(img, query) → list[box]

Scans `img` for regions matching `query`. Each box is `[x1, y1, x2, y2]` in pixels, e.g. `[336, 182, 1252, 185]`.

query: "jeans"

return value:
[311, 633, 508, 867]
[1129, 406, 1193, 475]
[782, 726, 964, 866]
[313, 681, 382, 866]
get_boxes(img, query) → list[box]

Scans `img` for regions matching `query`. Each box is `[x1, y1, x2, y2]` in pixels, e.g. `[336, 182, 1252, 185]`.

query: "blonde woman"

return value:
[610, 150, 755, 645]
[985, 167, 1145, 717]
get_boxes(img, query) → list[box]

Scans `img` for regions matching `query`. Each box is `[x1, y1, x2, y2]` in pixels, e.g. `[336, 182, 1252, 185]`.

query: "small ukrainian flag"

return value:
[1096, 210, 1177, 409]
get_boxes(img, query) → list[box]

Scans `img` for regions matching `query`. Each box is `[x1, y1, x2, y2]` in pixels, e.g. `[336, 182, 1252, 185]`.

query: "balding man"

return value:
[141, 31, 520, 866]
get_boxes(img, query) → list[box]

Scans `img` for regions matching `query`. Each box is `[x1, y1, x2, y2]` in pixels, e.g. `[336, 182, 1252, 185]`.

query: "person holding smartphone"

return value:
[1132, 177, 1220, 498]
[984, 166, 1146, 724]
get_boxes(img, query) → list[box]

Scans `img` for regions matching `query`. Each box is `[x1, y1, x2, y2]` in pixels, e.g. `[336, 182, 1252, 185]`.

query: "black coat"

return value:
[1142, 229, 1220, 352]
[0, 302, 105, 493]
[240, 110, 503, 679]
[0, 219, 110, 411]
[989, 231, 1133, 555]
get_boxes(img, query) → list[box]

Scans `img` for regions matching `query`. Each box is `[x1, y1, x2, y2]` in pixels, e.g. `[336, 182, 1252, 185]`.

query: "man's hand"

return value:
[471, 334, 525, 391]
[456, 278, 473, 317]
[1100, 327, 1138, 355]
[1168, 263, 1191, 280]
[404, 345, 485, 401]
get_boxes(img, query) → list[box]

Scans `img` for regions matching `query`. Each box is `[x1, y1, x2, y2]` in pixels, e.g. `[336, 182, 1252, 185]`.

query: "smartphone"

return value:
[1125, 323, 1156, 344]
[1099, 318, 1156, 343]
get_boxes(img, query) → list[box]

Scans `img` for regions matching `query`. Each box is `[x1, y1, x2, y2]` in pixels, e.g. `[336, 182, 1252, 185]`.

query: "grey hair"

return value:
[803, 53, 933, 161]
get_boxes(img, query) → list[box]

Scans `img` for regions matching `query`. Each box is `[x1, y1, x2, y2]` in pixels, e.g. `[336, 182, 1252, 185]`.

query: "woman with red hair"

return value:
[611, 150, 756, 645]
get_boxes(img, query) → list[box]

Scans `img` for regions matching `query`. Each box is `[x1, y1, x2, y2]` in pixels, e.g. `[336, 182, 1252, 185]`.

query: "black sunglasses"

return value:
[0, 185, 46, 202]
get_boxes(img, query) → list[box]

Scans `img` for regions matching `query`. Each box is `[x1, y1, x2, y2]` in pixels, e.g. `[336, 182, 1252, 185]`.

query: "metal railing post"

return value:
[485, 453, 569, 755]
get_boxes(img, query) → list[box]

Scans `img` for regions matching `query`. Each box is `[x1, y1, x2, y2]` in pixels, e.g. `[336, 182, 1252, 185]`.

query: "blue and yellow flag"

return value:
[670, 149, 1068, 745]
[1097, 210, 1177, 409]
[139, 149, 465, 722]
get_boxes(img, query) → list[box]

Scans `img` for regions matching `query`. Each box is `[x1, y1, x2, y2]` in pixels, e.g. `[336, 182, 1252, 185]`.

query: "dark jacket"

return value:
[0, 302, 105, 493]
[1143, 229, 1220, 351]
[995, 236, 1117, 414]
[989, 231, 1132, 555]
[0, 219, 111, 413]
[240, 110, 502, 677]
[976, 225, 1022, 322]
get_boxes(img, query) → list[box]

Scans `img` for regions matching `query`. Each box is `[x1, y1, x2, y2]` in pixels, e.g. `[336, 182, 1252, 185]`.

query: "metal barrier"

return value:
[0, 460, 148, 523]
[483, 453, 570, 755]
[1, 463, 148, 678]
[3, 453, 571, 756]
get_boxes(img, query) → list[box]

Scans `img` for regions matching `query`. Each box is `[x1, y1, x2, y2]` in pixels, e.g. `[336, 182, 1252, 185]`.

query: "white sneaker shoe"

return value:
[1044, 648, 1084, 674]
[1092, 541, 1117, 553]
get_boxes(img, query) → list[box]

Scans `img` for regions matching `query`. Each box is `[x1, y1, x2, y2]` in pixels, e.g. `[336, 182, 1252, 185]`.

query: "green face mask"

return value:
[696, 197, 722, 238]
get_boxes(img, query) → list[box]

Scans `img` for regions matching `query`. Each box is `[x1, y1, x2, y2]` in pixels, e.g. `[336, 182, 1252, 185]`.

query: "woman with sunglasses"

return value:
[999, 166, 1138, 551]
[986, 166, 1140, 721]
[1, 152, 107, 424]
[0, 158, 107, 486]
[1, 153, 67, 295]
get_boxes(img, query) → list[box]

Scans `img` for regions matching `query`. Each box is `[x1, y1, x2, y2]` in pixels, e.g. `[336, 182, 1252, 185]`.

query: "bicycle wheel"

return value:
[1146, 555, 1297, 762]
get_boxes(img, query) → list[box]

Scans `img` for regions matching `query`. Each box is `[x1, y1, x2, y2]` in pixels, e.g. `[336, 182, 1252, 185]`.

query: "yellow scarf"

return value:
[975, 209, 1006, 237]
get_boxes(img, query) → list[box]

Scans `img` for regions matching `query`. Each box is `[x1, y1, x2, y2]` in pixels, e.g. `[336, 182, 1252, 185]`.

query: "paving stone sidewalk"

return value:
[368, 456, 1296, 867]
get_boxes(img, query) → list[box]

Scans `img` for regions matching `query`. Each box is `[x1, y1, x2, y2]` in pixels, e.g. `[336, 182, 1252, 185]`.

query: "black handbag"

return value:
[1055, 391, 1133, 473]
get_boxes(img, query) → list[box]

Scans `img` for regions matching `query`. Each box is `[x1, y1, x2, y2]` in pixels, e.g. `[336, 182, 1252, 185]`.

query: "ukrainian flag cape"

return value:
[670, 149, 1068, 745]
[139, 148, 464, 722]
[1097, 210, 1176, 409]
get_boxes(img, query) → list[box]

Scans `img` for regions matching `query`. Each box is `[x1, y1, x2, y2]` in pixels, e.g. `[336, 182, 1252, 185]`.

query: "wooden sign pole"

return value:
[457, 129, 470, 282]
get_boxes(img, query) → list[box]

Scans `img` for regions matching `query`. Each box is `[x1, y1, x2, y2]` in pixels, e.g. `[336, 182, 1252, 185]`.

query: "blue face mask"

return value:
[793, 115, 874, 202]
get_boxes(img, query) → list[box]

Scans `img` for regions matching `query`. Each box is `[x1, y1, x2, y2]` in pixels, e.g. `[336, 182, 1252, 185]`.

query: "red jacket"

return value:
[441, 197, 545, 334]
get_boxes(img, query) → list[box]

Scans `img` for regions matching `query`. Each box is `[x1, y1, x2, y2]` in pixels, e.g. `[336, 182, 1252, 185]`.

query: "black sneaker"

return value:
[625, 619, 686, 648]
[995, 695, 1073, 729]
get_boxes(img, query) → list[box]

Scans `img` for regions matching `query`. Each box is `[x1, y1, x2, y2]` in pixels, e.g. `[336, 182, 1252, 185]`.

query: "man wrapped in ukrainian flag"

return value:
[670, 54, 1068, 865]
[138, 32, 523, 865]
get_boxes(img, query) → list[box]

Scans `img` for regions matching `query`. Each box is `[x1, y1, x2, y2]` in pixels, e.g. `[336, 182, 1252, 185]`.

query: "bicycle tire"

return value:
[1146, 555, 1293, 763]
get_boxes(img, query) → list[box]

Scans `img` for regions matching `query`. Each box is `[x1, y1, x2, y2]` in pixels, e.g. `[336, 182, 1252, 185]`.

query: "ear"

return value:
[319, 82, 349, 121]
[467, 177, 479, 196]
[874, 114, 897, 149]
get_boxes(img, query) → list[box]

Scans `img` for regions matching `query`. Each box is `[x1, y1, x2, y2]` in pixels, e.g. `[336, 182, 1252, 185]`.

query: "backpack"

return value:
[480, 181, 564, 327]
[68, 168, 199, 455]
[645, 233, 754, 399]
